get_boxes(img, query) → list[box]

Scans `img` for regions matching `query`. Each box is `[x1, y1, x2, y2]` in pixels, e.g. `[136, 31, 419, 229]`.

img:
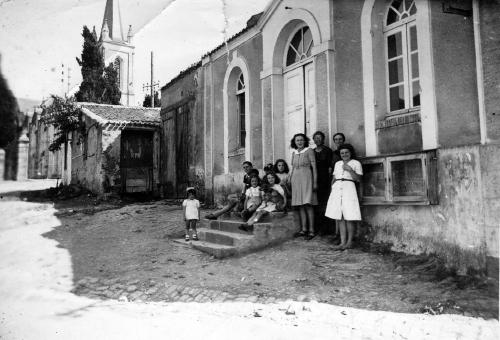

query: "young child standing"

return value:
[182, 187, 200, 241]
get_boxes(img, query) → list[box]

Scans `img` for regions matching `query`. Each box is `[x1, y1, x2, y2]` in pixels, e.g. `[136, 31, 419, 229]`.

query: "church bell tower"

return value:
[100, 0, 135, 105]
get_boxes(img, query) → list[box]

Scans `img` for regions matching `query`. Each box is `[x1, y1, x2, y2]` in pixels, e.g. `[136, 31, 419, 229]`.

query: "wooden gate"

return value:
[120, 130, 154, 193]
[163, 103, 190, 198]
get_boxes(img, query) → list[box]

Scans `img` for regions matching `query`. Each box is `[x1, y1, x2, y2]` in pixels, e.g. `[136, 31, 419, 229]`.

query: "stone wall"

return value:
[27, 116, 62, 180]
[161, 66, 206, 200]
[333, 0, 366, 155]
[432, 0, 480, 147]
[480, 0, 500, 142]
[101, 129, 121, 193]
[71, 115, 105, 194]
[362, 144, 500, 274]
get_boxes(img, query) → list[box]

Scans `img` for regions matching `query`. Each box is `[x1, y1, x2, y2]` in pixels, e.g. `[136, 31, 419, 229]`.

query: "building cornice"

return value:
[257, 0, 283, 30]
[209, 28, 261, 62]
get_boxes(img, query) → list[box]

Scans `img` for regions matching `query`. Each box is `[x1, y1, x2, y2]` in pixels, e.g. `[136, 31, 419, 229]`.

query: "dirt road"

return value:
[0, 180, 498, 339]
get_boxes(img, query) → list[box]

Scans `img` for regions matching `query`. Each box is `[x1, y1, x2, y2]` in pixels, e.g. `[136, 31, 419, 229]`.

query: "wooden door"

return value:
[163, 114, 176, 197]
[304, 62, 316, 138]
[284, 67, 305, 163]
[121, 130, 154, 193]
[175, 105, 189, 197]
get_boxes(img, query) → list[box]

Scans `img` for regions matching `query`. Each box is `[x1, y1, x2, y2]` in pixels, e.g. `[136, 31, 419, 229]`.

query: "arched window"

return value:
[384, 0, 420, 113]
[114, 57, 122, 89]
[285, 26, 313, 67]
[236, 73, 246, 148]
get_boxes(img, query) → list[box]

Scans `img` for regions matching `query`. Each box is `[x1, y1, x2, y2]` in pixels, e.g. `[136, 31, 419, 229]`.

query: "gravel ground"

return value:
[39, 200, 498, 319]
[0, 180, 498, 339]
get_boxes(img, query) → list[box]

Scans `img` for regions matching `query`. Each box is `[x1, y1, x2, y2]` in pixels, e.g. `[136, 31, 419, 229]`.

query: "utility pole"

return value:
[142, 51, 160, 107]
[67, 66, 71, 95]
[61, 62, 65, 97]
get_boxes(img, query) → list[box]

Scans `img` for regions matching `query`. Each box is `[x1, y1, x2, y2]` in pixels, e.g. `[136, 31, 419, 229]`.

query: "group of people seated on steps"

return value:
[204, 130, 363, 250]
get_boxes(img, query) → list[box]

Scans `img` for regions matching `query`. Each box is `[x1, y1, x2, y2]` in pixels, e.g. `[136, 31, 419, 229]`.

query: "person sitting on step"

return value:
[239, 187, 285, 232]
[205, 161, 259, 220]
[260, 162, 275, 186]
[240, 175, 262, 220]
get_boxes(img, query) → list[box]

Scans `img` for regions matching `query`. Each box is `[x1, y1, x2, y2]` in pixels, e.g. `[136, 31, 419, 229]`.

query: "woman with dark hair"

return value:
[312, 131, 333, 235]
[273, 159, 290, 182]
[331, 132, 346, 165]
[274, 158, 291, 203]
[289, 133, 318, 240]
[261, 162, 275, 186]
[330, 132, 346, 241]
[325, 143, 363, 250]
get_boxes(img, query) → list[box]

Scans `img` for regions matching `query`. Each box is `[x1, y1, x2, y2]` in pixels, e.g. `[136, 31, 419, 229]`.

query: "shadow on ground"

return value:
[17, 186, 498, 320]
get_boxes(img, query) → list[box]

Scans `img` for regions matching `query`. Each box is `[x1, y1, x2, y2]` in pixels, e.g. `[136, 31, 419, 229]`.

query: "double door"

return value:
[284, 62, 316, 162]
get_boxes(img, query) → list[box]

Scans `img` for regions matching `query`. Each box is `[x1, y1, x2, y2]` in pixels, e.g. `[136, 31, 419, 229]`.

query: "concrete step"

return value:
[197, 228, 254, 246]
[221, 211, 290, 222]
[191, 240, 237, 258]
[208, 219, 272, 234]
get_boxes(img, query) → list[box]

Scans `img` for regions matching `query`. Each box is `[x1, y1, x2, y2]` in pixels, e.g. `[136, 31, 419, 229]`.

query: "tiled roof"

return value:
[78, 103, 160, 127]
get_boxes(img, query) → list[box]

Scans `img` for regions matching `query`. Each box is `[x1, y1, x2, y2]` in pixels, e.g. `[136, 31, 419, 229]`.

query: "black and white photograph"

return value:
[0, 0, 498, 338]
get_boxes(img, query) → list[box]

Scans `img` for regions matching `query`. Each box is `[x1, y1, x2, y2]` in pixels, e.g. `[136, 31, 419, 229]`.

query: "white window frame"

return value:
[360, 150, 437, 205]
[387, 153, 428, 202]
[283, 24, 314, 73]
[236, 73, 246, 149]
[384, 5, 420, 116]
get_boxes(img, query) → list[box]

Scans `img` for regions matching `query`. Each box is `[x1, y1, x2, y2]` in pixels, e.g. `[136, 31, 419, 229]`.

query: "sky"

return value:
[0, 0, 269, 106]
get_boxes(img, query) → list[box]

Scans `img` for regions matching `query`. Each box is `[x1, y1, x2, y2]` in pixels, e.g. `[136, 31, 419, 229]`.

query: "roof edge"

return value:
[77, 102, 160, 110]
[79, 107, 109, 125]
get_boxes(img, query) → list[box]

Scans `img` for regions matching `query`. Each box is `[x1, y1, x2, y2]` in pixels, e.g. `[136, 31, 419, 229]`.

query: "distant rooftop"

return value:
[78, 102, 160, 127]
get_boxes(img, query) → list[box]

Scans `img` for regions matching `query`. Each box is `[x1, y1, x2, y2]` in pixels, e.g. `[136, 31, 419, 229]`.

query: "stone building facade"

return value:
[28, 110, 64, 180]
[161, 0, 499, 274]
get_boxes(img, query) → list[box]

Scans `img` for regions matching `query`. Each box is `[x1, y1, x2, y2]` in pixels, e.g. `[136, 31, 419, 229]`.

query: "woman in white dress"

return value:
[325, 144, 363, 249]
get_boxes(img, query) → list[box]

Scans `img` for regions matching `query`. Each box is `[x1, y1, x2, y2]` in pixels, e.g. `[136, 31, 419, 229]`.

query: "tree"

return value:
[40, 95, 83, 152]
[75, 26, 121, 105]
[0, 70, 18, 148]
[102, 63, 121, 104]
[143, 91, 161, 107]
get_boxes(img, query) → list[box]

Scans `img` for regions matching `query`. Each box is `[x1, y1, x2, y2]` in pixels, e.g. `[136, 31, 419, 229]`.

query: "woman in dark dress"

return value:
[312, 131, 333, 235]
[331, 132, 345, 167]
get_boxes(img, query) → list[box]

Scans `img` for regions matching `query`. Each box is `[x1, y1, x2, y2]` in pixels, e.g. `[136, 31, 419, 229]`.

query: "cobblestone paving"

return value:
[73, 276, 293, 304]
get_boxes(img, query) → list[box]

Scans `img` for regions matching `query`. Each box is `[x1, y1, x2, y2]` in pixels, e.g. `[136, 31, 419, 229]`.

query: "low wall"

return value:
[362, 144, 500, 275]
[101, 129, 121, 193]
[213, 170, 265, 207]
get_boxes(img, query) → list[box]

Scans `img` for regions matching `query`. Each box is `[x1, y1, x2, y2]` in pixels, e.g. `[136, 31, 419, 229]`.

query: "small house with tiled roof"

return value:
[70, 103, 161, 195]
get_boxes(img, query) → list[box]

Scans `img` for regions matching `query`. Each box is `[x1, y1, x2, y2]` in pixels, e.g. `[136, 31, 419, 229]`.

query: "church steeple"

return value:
[100, 0, 124, 42]
[98, 0, 135, 105]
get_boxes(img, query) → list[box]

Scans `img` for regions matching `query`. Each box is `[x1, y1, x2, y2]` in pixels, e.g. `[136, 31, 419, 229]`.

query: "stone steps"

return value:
[206, 219, 260, 234]
[197, 228, 254, 246]
[191, 240, 238, 258]
[189, 212, 298, 258]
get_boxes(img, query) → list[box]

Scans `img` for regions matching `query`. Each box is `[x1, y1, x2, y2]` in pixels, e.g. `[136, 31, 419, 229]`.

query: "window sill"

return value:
[361, 200, 430, 206]
[376, 110, 421, 130]
[385, 107, 420, 117]
[228, 148, 245, 158]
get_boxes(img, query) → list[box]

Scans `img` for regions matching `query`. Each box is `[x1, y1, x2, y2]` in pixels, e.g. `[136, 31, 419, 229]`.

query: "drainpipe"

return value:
[473, 0, 487, 145]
